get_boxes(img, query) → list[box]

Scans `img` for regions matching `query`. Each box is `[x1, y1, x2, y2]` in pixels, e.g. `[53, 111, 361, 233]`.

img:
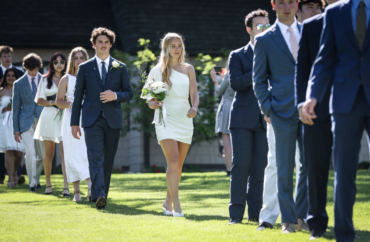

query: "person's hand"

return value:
[187, 107, 197, 118]
[71, 125, 81, 140]
[148, 99, 163, 110]
[2, 106, 11, 113]
[299, 106, 312, 125]
[210, 69, 218, 84]
[264, 116, 271, 124]
[14, 132, 22, 143]
[302, 98, 318, 126]
[100, 90, 116, 103]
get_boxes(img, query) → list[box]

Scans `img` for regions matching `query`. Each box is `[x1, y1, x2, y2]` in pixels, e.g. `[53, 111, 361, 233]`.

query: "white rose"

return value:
[112, 60, 119, 68]
[153, 86, 166, 94]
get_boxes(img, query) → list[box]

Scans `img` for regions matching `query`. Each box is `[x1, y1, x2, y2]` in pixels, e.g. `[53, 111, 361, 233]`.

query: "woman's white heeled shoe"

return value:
[172, 211, 184, 217]
[162, 207, 173, 216]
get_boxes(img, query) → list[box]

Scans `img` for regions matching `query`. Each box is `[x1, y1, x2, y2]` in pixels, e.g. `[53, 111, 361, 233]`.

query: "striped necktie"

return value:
[101, 62, 107, 86]
[31, 78, 37, 97]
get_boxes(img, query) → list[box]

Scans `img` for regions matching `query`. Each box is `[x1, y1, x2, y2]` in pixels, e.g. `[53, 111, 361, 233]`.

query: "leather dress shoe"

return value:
[37, 184, 41, 190]
[282, 223, 296, 233]
[257, 221, 273, 231]
[228, 218, 242, 225]
[18, 176, 25, 185]
[29, 186, 37, 192]
[96, 196, 107, 209]
[309, 230, 324, 240]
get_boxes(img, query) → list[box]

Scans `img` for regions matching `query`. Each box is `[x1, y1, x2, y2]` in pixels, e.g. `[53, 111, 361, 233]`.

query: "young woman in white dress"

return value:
[147, 33, 199, 217]
[56, 47, 92, 202]
[0, 68, 24, 186]
[34, 53, 69, 196]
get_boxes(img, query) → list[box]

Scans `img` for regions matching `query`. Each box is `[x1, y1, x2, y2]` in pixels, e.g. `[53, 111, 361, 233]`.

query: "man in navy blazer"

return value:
[295, 0, 337, 239]
[253, 0, 307, 233]
[71, 28, 133, 209]
[227, 9, 268, 225]
[303, 0, 370, 241]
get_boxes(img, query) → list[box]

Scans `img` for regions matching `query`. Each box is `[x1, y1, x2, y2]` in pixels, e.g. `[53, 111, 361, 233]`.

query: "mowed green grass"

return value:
[0, 171, 369, 242]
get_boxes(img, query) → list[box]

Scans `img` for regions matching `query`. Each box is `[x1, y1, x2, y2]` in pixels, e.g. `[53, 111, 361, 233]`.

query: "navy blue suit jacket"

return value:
[71, 57, 133, 129]
[295, 14, 331, 121]
[229, 43, 265, 130]
[307, 0, 370, 114]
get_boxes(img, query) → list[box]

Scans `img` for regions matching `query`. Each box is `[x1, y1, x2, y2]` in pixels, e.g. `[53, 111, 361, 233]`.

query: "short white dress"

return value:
[148, 66, 193, 144]
[0, 95, 24, 152]
[61, 74, 90, 182]
[33, 77, 62, 143]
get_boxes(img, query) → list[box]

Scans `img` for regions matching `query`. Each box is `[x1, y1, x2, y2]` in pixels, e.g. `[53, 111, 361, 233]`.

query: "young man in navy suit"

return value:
[295, 0, 338, 239]
[71, 28, 133, 209]
[227, 9, 269, 225]
[303, 0, 370, 241]
[253, 0, 307, 233]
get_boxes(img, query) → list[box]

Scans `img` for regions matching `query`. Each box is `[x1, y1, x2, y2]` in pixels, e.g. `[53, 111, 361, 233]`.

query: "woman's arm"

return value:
[217, 73, 230, 98]
[187, 65, 199, 118]
[56, 75, 71, 109]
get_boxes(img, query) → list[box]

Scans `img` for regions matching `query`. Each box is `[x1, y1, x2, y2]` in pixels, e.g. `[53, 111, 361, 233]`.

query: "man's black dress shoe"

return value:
[37, 184, 41, 190]
[228, 218, 242, 225]
[309, 230, 324, 240]
[29, 186, 36, 192]
[256, 221, 273, 231]
[96, 196, 107, 209]
[18, 176, 25, 185]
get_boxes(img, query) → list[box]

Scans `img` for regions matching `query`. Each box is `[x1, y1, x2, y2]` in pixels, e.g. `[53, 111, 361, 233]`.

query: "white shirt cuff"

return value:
[297, 102, 304, 109]
[114, 92, 117, 100]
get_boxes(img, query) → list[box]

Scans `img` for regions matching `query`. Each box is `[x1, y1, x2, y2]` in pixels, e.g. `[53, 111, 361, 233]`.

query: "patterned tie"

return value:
[31, 78, 37, 98]
[101, 61, 107, 86]
[356, 0, 367, 50]
[287, 26, 298, 61]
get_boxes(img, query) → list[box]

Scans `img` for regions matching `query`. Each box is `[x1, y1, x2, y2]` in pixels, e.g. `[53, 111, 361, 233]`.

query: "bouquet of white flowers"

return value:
[140, 72, 167, 127]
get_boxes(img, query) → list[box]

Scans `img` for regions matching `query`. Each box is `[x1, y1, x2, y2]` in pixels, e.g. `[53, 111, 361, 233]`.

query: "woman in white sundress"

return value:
[56, 47, 91, 202]
[0, 68, 24, 186]
[147, 33, 199, 217]
[34, 52, 69, 196]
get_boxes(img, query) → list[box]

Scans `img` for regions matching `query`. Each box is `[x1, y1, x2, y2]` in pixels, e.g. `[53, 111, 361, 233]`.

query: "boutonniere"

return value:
[110, 60, 122, 70]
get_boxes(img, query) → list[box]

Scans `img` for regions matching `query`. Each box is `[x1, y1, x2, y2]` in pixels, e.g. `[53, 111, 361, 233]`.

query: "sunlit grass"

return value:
[0, 171, 369, 241]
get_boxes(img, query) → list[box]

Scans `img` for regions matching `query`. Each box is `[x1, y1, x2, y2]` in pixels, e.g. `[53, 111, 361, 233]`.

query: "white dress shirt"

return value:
[1, 64, 13, 74]
[250, 43, 255, 51]
[95, 55, 117, 100]
[95, 55, 110, 79]
[26, 72, 39, 91]
[276, 20, 301, 55]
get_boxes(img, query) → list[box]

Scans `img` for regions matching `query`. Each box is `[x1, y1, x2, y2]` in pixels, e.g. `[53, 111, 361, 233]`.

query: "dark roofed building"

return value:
[2, 0, 275, 56]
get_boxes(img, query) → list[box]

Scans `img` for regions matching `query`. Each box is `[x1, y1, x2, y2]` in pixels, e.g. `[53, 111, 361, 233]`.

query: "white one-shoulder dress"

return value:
[148, 66, 193, 144]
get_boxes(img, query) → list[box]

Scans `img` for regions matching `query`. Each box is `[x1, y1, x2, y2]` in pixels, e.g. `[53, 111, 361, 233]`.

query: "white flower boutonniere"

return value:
[110, 60, 122, 71]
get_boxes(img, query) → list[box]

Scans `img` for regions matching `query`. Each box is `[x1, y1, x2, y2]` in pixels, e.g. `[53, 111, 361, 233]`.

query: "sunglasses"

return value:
[53, 60, 66, 65]
[256, 24, 271, 31]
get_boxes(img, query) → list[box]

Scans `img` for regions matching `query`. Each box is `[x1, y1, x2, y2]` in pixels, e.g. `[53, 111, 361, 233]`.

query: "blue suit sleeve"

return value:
[295, 23, 311, 106]
[12, 82, 21, 133]
[71, 65, 86, 126]
[253, 37, 271, 116]
[115, 64, 133, 103]
[229, 52, 253, 92]
[307, 12, 336, 104]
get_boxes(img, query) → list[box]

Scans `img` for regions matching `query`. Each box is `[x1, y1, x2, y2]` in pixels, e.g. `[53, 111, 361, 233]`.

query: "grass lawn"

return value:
[0, 171, 369, 241]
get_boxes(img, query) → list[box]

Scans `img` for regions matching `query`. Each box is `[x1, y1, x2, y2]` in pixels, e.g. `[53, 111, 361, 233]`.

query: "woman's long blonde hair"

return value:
[158, 33, 187, 88]
[66, 47, 89, 75]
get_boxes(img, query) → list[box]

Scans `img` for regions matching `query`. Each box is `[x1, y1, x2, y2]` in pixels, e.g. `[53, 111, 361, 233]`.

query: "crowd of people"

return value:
[210, 0, 369, 241]
[0, 0, 369, 241]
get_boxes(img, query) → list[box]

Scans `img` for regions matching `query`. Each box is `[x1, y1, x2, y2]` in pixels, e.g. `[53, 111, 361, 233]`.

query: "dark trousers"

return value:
[270, 111, 306, 223]
[84, 115, 120, 202]
[303, 117, 332, 233]
[332, 87, 370, 242]
[229, 118, 268, 221]
[0, 153, 5, 180]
